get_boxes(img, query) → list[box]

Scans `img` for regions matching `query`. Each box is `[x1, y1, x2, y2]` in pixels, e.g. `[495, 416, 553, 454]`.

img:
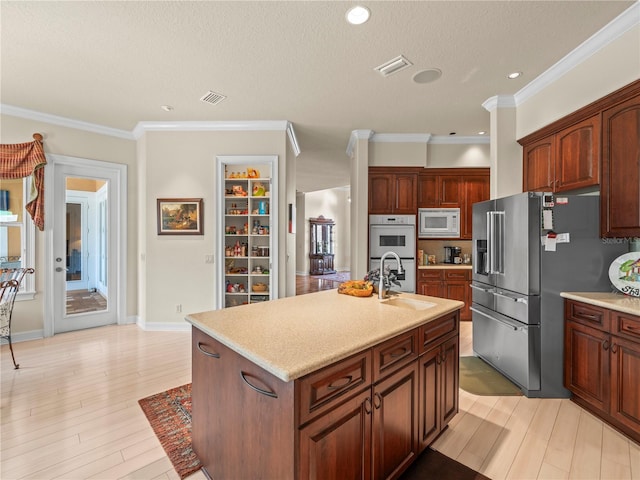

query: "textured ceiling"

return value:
[1, 1, 635, 192]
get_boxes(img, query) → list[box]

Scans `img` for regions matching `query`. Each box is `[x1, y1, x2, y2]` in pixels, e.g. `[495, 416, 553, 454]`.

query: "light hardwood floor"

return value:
[1, 321, 638, 480]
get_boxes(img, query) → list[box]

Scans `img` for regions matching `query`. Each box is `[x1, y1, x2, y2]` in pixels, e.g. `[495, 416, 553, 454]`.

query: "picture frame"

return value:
[157, 198, 204, 235]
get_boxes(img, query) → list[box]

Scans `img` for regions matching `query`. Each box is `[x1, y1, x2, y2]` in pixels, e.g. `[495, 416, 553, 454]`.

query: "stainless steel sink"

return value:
[381, 297, 436, 310]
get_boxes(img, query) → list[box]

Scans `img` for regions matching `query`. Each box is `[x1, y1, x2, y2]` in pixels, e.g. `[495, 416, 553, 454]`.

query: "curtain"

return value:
[0, 137, 47, 231]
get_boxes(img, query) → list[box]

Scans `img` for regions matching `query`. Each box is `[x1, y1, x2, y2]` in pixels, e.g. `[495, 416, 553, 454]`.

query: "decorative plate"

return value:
[609, 252, 640, 297]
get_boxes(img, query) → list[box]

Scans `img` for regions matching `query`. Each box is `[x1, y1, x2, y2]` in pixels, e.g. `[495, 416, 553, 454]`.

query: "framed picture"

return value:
[157, 198, 204, 235]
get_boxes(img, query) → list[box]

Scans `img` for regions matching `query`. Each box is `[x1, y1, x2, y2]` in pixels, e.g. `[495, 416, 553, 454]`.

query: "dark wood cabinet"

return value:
[461, 174, 490, 239]
[564, 299, 640, 444]
[417, 269, 471, 321]
[369, 168, 418, 214]
[601, 92, 640, 238]
[309, 216, 336, 275]
[521, 115, 600, 193]
[417, 173, 461, 208]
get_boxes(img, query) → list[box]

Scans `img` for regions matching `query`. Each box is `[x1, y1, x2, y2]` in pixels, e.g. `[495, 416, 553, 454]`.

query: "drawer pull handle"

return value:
[240, 372, 278, 398]
[328, 375, 353, 390]
[579, 312, 597, 319]
[611, 343, 618, 354]
[373, 392, 382, 409]
[603, 340, 610, 351]
[197, 342, 220, 358]
[390, 347, 408, 358]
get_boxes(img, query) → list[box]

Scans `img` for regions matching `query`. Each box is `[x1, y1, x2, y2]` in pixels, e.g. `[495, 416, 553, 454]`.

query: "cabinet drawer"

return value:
[612, 311, 640, 341]
[297, 350, 372, 426]
[444, 269, 470, 281]
[419, 311, 459, 353]
[418, 269, 443, 281]
[372, 328, 419, 382]
[565, 300, 610, 330]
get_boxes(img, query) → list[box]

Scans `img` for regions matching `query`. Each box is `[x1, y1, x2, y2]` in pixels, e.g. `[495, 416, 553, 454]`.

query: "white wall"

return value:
[298, 187, 351, 274]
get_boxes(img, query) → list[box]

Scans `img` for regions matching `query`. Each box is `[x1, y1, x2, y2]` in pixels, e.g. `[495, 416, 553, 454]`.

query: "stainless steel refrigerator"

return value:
[471, 192, 628, 398]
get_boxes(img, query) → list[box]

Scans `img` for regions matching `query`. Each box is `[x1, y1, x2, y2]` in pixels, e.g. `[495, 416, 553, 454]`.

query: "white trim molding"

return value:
[482, 95, 517, 112]
[346, 129, 374, 157]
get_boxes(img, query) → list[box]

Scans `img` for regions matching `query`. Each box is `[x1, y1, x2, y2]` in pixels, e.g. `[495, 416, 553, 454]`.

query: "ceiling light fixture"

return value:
[160, 105, 174, 112]
[374, 55, 413, 77]
[346, 5, 370, 25]
[507, 71, 522, 79]
[478, 131, 486, 135]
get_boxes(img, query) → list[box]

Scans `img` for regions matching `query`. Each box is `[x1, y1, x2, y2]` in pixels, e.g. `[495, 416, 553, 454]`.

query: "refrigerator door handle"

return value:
[470, 306, 519, 331]
[470, 284, 495, 293]
[494, 290, 528, 304]
[487, 211, 505, 274]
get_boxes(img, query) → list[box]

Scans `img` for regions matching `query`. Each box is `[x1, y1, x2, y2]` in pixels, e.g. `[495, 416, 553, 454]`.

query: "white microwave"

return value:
[418, 208, 460, 238]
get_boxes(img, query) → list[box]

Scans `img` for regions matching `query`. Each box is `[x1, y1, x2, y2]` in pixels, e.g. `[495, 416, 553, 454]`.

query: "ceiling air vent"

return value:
[374, 55, 413, 77]
[200, 91, 227, 105]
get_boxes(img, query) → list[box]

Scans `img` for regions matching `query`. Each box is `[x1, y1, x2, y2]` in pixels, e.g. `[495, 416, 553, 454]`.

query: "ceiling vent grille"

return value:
[374, 55, 413, 77]
[200, 91, 227, 105]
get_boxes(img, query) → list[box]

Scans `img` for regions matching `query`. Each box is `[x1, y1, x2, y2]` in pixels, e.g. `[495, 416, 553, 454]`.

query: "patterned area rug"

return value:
[310, 271, 351, 284]
[138, 384, 201, 479]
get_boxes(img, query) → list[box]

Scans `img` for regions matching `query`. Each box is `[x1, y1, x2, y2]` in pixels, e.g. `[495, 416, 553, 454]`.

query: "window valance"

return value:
[0, 134, 46, 231]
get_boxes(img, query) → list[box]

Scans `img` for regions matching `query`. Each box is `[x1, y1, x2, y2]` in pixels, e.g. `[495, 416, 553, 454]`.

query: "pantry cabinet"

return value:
[368, 168, 419, 214]
[217, 156, 278, 308]
[564, 299, 640, 444]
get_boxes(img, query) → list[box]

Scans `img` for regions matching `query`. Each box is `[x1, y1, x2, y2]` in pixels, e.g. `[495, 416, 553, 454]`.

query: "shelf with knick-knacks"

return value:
[220, 158, 277, 308]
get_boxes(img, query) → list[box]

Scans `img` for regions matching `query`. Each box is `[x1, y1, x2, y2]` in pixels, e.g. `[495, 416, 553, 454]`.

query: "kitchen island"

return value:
[186, 289, 463, 480]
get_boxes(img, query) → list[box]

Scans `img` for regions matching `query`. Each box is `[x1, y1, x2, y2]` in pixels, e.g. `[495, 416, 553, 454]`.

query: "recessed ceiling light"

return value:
[507, 71, 522, 79]
[160, 105, 174, 112]
[412, 68, 442, 84]
[478, 131, 486, 135]
[346, 6, 370, 25]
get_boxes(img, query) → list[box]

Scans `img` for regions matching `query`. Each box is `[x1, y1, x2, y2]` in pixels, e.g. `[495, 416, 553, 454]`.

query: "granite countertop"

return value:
[418, 264, 472, 270]
[185, 290, 463, 382]
[560, 292, 640, 316]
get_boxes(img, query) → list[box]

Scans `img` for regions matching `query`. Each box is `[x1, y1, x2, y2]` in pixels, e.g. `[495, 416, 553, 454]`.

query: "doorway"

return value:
[44, 155, 127, 336]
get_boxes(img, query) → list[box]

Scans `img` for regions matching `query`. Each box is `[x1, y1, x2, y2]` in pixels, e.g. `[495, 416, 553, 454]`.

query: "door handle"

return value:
[55, 267, 69, 272]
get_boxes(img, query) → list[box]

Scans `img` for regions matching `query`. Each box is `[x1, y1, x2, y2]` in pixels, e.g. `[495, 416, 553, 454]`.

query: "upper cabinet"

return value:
[418, 174, 461, 208]
[368, 167, 418, 215]
[519, 79, 640, 238]
[601, 92, 640, 238]
[522, 115, 600, 193]
[461, 173, 490, 239]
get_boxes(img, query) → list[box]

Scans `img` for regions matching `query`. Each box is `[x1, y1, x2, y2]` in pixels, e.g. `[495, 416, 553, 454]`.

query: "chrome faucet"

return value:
[379, 251, 403, 299]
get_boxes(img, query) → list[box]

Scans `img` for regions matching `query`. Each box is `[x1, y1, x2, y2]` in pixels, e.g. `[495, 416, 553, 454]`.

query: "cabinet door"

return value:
[461, 175, 490, 239]
[298, 388, 372, 480]
[418, 346, 441, 450]
[601, 94, 640, 237]
[393, 173, 417, 214]
[417, 175, 438, 208]
[418, 281, 444, 298]
[440, 336, 459, 426]
[372, 361, 419, 480]
[523, 136, 554, 192]
[609, 336, 640, 435]
[438, 176, 462, 207]
[555, 115, 600, 192]
[369, 173, 395, 214]
[564, 320, 610, 413]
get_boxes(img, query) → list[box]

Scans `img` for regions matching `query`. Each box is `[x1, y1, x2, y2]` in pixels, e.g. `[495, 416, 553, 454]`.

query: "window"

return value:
[0, 178, 35, 299]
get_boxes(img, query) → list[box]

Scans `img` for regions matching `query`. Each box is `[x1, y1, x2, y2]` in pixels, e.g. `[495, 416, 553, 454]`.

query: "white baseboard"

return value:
[1, 329, 44, 344]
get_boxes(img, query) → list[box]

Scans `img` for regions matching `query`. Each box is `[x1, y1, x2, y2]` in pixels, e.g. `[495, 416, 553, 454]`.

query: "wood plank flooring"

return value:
[2, 308, 639, 479]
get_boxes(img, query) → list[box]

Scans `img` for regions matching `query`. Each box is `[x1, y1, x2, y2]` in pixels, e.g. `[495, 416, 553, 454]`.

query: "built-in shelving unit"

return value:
[217, 156, 278, 308]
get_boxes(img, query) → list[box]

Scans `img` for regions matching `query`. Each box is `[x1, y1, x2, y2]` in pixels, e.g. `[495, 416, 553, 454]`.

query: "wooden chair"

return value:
[0, 267, 35, 369]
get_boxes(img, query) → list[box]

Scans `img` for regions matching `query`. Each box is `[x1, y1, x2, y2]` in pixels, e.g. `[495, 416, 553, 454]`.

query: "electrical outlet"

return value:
[176, 304, 182, 313]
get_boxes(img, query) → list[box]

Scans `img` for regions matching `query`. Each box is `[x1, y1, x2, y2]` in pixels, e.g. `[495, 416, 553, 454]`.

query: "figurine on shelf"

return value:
[252, 182, 266, 196]
[247, 168, 260, 178]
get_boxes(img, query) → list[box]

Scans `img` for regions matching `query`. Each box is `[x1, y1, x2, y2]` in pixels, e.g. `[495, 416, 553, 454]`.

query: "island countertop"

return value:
[560, 291, 640, 316]
[185, 290, 463, 382]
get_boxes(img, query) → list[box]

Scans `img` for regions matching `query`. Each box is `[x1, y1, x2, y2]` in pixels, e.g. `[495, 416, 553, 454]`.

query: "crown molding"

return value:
[482, 95, 517, 112]
[514, 2, 639, 106]
[286, 121, 301, 157]
[1, 104, 135, 140]
[132, 120, 291, 138]
[371, 133, 432, 143]
[346, 129, 374, 157]
[430, 135, 490, 145]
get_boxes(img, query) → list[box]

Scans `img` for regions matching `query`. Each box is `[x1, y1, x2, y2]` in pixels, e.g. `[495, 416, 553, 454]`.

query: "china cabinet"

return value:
[308, 216, 336, 275]
[216, 156, 278, 308]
